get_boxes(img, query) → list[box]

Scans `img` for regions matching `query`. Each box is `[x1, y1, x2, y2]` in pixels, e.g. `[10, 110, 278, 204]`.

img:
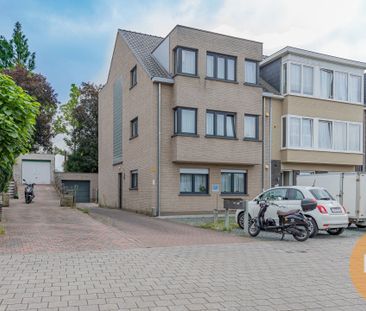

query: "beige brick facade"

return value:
[99, 26, 266, 215]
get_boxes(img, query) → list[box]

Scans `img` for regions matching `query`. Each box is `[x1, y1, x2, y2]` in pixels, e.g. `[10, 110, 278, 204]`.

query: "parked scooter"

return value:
[248, 198, 316, 242]
[23, 179, 35, 204]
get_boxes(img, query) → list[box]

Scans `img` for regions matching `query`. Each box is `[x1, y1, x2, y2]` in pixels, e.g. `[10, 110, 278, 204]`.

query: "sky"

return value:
[2, 0, 366, 169]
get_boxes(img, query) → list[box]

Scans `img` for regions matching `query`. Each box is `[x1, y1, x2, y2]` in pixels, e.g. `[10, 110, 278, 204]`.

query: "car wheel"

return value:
[327, 228, 345, 235]
[306, 217, 318, 238]
[238, 212, 251, 229]
[356, 223, 366, 229]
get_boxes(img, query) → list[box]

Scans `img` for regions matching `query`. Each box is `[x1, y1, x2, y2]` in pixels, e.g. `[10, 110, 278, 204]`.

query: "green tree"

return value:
[54, 82, 100, 173]
[0, 73, 39, 192]
[0, 22, 35, 71]
[3, 66, 58, 152]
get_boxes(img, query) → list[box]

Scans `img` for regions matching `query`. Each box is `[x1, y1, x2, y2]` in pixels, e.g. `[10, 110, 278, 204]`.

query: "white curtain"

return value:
[181, 50, 196, 75]
[216, 114, 225, 136]
[349, 75, 361, 103]
[227, 58, 235, 81]
[320, 69, 333, 99]
[206, 55, 214, 78]
[318, 121, 332, 149]
[303, 66, 313, 95]
[335, 72, 348, 101]
[290, 64, 301, 93]
[301, 118, 313, 147]
[181, 109, 195, 133]
[245, 61, 257, 84]
[226, 115, 235, 137]
[289, 117, 301, 147]
[333, 122, 347, 151]
[221, 173, 231, 192]
[180, 174, 192, 192]
[233, 173, 244, 193]
[206, 113, 214, 135]
[194, 175, 207, 193]
[217, 57, 225, 79]
[244, 115, 257, 139]
[349, 124, 361, 151]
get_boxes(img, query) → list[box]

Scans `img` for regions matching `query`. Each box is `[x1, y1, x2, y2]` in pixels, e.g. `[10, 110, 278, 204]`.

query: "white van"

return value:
[297, 172, 366, 227]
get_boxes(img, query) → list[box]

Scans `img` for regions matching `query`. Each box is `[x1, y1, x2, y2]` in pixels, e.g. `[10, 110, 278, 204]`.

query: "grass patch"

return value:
[0, 225, 5, 235]
[77, 207, 90, 214]
[199, 219, 239, 232]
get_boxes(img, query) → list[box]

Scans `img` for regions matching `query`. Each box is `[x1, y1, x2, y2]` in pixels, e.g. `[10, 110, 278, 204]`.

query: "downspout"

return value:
[269, 97, 272, 188]
[156, 82, 161, 217]
[261, 97, 265, 191]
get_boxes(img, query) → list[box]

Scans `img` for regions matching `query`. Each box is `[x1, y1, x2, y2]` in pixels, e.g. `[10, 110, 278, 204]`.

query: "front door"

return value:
[118, 173, 122, 209]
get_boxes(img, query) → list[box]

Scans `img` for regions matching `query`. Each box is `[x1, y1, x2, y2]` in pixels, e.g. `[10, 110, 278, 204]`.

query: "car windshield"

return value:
[309, 188, 334, 200]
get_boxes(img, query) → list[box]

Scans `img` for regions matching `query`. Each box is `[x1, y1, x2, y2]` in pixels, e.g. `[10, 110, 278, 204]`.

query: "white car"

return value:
[235, 186, 349, 237]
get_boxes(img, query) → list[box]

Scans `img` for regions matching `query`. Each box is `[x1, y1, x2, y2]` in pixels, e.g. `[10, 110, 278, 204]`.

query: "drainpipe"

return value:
[156, 83, 161, 217]
[261, 97, 265, 191]
[268, 97, 272, 188]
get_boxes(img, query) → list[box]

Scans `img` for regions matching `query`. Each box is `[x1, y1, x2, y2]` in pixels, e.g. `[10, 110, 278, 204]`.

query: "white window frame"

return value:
[281, 114, 362, 154]
[286, 62, 314, 97]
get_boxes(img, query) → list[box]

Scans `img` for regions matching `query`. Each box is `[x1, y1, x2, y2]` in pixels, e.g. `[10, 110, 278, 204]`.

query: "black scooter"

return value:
[23, 179, 35, 204]
[248, 198, 316, 242]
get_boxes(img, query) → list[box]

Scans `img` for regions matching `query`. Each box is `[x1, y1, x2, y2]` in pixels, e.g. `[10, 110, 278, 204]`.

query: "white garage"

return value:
[22, 160, 51, 184]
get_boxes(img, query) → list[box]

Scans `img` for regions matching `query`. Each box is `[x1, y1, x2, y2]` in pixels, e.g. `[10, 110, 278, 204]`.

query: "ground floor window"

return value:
[179, 168, 209, 194]
[130, 170, 138, 190]
[221, 170, 247, 194]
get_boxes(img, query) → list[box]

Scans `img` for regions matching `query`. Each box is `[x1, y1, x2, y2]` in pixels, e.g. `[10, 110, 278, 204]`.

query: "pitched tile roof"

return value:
[119, 29, 172, 80]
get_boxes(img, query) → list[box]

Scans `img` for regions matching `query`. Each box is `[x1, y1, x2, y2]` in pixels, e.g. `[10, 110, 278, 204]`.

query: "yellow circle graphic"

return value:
[350, 234, 366, 298]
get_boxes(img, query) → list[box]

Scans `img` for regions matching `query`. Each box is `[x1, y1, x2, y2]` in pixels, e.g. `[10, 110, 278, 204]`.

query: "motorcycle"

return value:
[23, 179, 35, 204]
[248, 198, 316, 242]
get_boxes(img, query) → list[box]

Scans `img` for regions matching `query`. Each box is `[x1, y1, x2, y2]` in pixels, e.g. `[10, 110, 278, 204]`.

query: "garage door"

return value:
[22, 160, 51, 184]
[62, 180, 90, 203]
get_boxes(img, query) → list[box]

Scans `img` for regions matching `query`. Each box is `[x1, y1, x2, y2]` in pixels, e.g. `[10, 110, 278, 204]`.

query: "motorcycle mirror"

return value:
[23, 179, 26, 182]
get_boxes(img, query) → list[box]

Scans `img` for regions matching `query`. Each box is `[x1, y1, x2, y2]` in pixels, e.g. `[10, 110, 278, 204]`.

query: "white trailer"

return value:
[297, 172, 366, 227]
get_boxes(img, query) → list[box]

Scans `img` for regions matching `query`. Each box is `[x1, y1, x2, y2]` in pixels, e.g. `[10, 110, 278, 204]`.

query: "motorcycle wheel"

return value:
[25, 196, 30, 204]
[248, 219, 261, 237]
[292, 225, 309, 242]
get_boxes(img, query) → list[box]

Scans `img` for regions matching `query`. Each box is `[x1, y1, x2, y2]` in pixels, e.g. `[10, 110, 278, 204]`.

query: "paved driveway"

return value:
[0, 185, 366, 310]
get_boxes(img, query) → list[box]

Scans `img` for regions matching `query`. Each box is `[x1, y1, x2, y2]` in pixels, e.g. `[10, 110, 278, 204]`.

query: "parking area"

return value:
[1, 186, 366, 310]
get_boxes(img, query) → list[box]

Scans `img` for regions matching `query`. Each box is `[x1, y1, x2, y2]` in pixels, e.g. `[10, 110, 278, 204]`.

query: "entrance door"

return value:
[118, 173, 123, 209]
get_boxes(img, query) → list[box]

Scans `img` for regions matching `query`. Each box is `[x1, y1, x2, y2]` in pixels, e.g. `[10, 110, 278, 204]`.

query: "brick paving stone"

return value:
[1, 186, 366, 310]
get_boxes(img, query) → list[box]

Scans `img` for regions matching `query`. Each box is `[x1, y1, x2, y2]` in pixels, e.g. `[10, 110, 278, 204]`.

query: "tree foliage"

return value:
[55, 82, 100, 173]
[3, 66, 58, 152]
[0, 73, 39, 192]
[0, 22, 35, 71]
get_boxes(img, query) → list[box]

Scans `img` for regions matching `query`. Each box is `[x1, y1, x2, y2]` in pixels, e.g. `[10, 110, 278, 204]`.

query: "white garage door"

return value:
[22, 160, 51, 184]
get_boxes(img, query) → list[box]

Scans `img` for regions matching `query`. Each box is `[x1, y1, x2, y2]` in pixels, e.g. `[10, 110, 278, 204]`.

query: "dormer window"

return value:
[320, 69, 333, 99]
[174, 47, 197, 76]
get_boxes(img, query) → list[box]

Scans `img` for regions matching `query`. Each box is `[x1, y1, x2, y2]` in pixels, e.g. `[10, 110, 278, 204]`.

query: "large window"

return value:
[349, 75, 362, 103]
[303, 66, 313, 95]
[206, 52, 236, 81]
[334, 72, 348, 101]
[221, 170, 247, 194]
[179, 169, 208, 194]
[290, 64, 301, 93]
[130, 170, 138, 190]
[333, 122, 347, 151]
[244, 60, 258, 84]
[348, 123, 361, 151]
[244, 114, 259, 140]
[320, 69, 334, 99]
[174, 107, 197, 135]
[318, 120, 332, 149]
[282, 115, 361, 153]
[175, 47, 197, 76]
[285, 116, 313, 148]
[206, 111, 235, 138]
